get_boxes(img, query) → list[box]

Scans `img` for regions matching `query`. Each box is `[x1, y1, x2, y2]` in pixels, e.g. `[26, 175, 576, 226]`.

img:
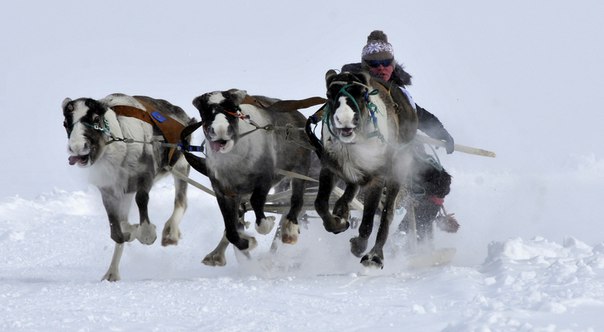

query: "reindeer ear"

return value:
[192, 95, 204, 111]
[85, 98, 105, 115]
[357, 71, 371, 85]
[62, 98, 73, 111]
[325, 69, 337, 87]
[227, 89, 247, 105]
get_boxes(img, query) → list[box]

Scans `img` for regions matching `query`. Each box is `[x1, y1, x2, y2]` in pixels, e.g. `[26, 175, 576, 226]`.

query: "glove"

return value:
[443, 132, 455, 154]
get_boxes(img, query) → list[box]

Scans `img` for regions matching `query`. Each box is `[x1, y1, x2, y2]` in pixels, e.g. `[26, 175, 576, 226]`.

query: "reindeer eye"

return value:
[63, 120, 72, 137]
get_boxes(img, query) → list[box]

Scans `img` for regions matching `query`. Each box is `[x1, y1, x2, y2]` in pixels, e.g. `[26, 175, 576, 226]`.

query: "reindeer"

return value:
[62, 93, 193, 281]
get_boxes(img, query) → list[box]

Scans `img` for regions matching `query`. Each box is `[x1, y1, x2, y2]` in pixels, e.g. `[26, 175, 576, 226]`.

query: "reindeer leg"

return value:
[250, 181, 275, 235]
[162, 162, 190, 246]
[202, 231, 229, 266]
[333, 183, 358, 224]
[281, 177, 306, 244]
[316, 168, 349, 234]
[135, 189, 157, 245]
[350, 179, 383, 257]
[99, 190, 136, 281]
[101, 190, 135, 243]
[203, 205, 250, 266]
[102, 243, 124, 281]
[315, 168, 335, 229]
[216, 190, 257, 252]
[361, 182, 400, 269]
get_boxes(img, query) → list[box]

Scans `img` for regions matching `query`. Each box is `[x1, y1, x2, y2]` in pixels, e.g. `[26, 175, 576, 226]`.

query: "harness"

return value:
[183, 95, 325, 155]
[322, 81, 385, 143]
[221, 106, 277, 140]
[80, 98, 196, 165]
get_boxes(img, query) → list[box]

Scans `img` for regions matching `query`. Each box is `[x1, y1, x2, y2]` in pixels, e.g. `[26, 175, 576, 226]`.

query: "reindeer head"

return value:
[324, 70, 372, 143]
[62, 97, 109, 167]
[192, 89, 248, 154]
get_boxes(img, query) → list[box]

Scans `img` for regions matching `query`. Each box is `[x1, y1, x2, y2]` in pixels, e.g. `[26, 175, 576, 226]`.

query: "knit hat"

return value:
[361, 30, 394, 62]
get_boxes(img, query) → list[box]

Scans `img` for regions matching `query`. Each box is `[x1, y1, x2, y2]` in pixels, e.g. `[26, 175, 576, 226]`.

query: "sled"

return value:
[400, 202, 457, 268]
[173, 165, 457, 267]
[406, 248, 456, 268]
[170, 131, 494, 269]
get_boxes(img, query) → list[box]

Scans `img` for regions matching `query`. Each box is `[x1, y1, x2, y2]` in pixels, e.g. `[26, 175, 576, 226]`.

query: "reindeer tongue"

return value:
[68, 156, 79, 165]
[68, 155, 88, 166]
[209, 140, 226, 152]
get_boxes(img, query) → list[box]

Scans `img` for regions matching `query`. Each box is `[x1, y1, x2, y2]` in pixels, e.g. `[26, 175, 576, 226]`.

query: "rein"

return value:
[229, 109, 276, 140]
[234, 114, 313, 151]
[80, 113, 202, 153]
[179, 95, 324, 178]
[79, 118, 123, 145]
[193, 104, 312, 152]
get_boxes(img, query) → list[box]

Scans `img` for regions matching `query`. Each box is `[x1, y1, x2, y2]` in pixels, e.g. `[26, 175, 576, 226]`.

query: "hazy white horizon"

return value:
[1, 1, 603, 331]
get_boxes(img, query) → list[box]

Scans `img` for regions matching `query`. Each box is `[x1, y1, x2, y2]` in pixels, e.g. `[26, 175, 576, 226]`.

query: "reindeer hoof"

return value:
[138, 223, 157, 245]
[101, 268, 121, 282]
[235, 234, 258, 252]
[161, 225, 181, 246]
[360, 253, 384, 269]
[281, 221, 300, 244]
[281, 222, 300, 244]
[246, 237, 258, 251]
[202, 253, 227, 267]
[255, 216, 276, 235]
[350, 236, 368, 257]
[324, 217, 350, 234]
[161, 237, 178, 246]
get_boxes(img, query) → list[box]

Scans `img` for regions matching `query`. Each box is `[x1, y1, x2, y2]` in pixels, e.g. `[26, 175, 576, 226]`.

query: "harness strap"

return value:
[110, 105, 154, 124]
[241, 95, 266, 108]
[241, 95, 326, 113]
[237, 94, 325, 148]
[111, 100, 185, 165]
[267, 96, 327, 112]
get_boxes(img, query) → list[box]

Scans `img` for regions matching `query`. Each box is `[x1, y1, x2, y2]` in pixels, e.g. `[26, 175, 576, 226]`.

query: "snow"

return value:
[2, 1, 604, 331]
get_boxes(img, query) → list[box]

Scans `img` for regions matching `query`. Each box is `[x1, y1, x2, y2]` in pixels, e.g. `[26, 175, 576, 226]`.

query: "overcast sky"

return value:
[1, 0, 603, 198]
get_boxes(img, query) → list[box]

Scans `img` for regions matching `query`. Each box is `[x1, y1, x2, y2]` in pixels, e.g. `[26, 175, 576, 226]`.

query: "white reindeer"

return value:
[62, 93, 192, 281]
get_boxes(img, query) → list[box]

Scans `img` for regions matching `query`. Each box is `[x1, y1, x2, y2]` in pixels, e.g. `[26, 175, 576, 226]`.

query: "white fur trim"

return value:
[399, 88, 417, 112]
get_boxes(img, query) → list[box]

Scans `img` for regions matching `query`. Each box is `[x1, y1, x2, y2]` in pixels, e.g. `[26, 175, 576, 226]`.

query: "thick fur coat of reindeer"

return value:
[189, 89, 310, 266]
[62, 93, 192, 281]
[315, 70, 417, 268]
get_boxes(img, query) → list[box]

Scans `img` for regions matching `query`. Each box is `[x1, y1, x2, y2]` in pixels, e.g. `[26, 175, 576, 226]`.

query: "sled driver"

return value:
[341, 30, 459, 242]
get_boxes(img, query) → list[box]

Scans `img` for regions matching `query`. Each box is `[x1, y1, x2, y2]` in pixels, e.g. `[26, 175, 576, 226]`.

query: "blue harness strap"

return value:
[151, 111, 167, 123]
[112, 99, 186, 165]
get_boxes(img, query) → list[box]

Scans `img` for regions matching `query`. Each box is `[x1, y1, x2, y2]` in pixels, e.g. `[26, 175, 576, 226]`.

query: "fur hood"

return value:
[340, 62, 413, 87]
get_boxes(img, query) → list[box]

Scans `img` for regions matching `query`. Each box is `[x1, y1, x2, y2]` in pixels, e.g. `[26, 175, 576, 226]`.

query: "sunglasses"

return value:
[366, 59, 393, 68]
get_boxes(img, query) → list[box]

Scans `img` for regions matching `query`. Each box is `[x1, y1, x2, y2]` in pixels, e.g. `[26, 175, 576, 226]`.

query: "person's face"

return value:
[366, 59, 394, 81]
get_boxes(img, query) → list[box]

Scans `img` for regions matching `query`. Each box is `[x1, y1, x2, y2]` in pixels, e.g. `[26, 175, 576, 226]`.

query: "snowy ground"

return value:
[2, 1, 604, 331]
[2, 165, 604, 331]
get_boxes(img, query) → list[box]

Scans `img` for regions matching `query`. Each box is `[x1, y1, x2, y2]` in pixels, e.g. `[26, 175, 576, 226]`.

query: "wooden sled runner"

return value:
[402, 199, 457, 268]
